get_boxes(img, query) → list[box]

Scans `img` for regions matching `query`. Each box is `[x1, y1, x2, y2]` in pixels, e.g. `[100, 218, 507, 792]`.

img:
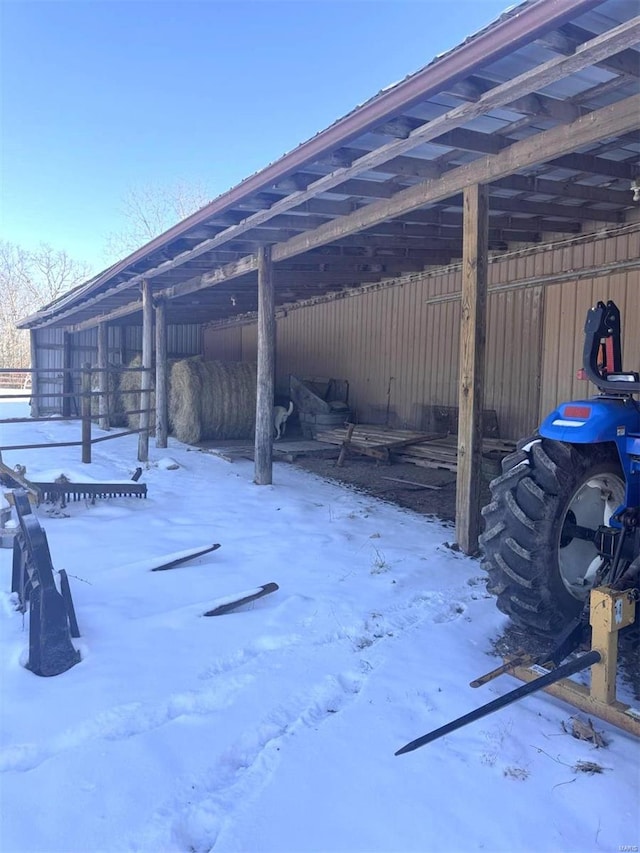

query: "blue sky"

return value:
[1, 0, 510, 272]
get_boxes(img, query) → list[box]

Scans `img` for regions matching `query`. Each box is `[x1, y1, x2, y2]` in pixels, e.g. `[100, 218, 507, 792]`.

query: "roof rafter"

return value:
[43, 16, 640, 308]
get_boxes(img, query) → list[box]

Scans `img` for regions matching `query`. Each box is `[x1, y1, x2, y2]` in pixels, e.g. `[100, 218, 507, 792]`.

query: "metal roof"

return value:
[19, 0, 640, 332]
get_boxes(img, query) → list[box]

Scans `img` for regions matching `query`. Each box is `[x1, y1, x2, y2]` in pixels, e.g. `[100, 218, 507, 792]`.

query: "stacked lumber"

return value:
[316, 425, 446, 464]
[316, 425, 515, 472]
[395, 436, 515, 474]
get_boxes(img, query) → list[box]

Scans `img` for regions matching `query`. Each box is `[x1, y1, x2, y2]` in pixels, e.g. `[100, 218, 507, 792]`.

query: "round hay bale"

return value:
[118, 355, 152, 431]
[169, 357, 257, 443]
[119, 355, 176, 433]
[91, 363, 127, 427]
[168, 357, 203, 444]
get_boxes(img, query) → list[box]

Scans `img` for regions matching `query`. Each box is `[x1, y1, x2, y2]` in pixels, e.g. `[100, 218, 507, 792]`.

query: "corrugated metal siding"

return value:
[540, 273, 640, 416]
[203, 326, 243, 361]
[34, 327, 124, 414]
[124, 324, 201, 363]
[269, 279, 542, 438]
[33, 323, 202, 415]
[167, 324, 202, 358]
[204, 226, 638, 440]
[486, 285, 544, 440]
[32, 327, 65, 414]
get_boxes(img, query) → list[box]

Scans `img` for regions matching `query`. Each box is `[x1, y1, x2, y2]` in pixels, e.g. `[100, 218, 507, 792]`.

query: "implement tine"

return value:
[395, 651, 601, 755]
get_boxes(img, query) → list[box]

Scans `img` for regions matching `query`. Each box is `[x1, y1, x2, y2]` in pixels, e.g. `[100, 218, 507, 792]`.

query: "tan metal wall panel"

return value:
[203, 325, 243, 361]
[209, 277, 542, 439]
[203, 227, 639, 441]
[541, 267, 640, 417]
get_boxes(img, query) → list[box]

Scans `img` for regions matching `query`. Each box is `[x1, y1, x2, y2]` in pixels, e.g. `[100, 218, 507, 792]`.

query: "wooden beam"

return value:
[33, 15, 639, 332]
[274, 94, 640, 261]
[492, 174, 631, 205]
[68, 300, 144, 332]
[489, 196, 622, 222]
[254, 246, 275, 485]
[155, 298, 168, 449]
[138, 281, 153, 462]
[169, 255, 257, 299]
[456, 184, 488, 556]
[558, 22, 640, 77]
[97, 321, 109, 430]
[278, 258, 442, 274]
[25, 19, 639, 333]
[550, 151, 637, 180]
[60, 86, 636, 332]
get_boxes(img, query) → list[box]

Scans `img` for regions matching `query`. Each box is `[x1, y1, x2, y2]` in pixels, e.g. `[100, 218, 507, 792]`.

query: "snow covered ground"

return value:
[1, 396, 638, 853]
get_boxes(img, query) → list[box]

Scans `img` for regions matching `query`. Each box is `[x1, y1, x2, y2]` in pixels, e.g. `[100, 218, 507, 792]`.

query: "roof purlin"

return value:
[25, 13, 640, 330]
[18, 0, 621, 330]
[167, 93, 640, 294]
[57, 91, 639, 333]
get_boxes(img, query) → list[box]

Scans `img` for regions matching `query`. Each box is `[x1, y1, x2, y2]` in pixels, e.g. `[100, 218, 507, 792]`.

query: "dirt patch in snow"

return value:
[293, 453, 491, 529]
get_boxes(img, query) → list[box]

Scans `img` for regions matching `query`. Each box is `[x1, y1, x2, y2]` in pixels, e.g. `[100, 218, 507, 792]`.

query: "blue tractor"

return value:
[481, 300, 640, 637]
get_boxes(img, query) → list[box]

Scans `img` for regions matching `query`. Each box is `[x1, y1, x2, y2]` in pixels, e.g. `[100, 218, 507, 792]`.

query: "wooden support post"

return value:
[81, 362, 92, 463]
[119, 325, 127, 368]
[155, 298, 168, 449]
[138, 280, 153, 463]
[97, 322, 109, 430]
[29, 330, 40, 418]
[337, 423, 355, 467]
[510, 587, 639, 737]
[456, 183, 488, 555]
[254, 246, 275, 485]
[589, 586, 636, 705]
[62, 331, 72, 418]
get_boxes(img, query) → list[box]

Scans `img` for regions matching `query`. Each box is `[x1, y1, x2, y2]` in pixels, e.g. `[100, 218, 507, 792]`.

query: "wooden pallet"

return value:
[315, 425, 447, 464]
[395, 435, 515, 473]
[315, 426, 515, 472]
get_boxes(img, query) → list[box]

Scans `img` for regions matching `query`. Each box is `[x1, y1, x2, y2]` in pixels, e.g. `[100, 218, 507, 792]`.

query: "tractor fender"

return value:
[539, 397, 640, 444]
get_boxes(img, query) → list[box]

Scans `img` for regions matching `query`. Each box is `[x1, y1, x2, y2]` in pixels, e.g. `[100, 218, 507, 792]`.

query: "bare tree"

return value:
[0, 241, 92, 367]
[103, 181, 212, 260]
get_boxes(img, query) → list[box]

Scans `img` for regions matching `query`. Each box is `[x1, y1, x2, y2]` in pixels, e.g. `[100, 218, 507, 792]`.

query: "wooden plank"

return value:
[316, 425, 442, 447]
[395, 455, 458, 472]
[400, 446, 458, 461]
[381, 476, 443, 491]
[0, 459, 42, 500]
[394, 433, 514, 473]
[254, 246, 275, 485]
[456, 184, 489, 555]
[337, 423, 355, 467]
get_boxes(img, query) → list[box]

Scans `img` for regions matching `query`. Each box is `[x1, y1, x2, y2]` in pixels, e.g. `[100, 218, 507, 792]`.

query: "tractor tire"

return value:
[480, 437, 625, 635]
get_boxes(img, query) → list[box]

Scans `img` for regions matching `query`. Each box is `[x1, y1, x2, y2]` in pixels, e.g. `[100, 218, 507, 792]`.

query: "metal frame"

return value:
[512, 586, 640, 737]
